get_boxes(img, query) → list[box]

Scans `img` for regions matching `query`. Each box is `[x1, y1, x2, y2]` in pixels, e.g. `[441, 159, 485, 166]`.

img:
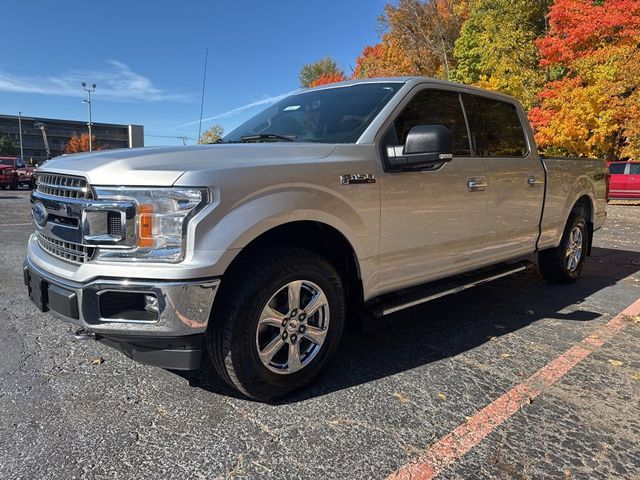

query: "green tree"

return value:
[299, 57, 344, 88]
[199, 124, 224, 144]
[453, 0, 551, 109]
[0, 131, 19, 156]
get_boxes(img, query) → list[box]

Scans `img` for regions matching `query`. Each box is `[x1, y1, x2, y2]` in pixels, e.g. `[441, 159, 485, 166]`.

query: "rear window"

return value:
[609, 163, 627, 174]
[464, 95, 528, 157]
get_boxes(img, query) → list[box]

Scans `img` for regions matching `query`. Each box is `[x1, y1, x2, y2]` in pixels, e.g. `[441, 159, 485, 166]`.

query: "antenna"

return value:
[197, 48, 209, 144]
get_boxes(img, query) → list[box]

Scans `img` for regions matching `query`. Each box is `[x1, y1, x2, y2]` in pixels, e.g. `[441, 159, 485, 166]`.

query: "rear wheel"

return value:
[538, 214, 587, 283]
[207, 248, 345, 401]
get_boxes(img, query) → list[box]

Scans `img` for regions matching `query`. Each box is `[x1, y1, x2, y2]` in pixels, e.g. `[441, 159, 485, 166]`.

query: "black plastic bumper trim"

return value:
[95, 334, 204, 371]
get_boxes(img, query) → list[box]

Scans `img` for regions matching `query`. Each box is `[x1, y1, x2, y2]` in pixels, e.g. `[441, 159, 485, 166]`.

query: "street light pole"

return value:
[81, 82, 96, 152]
[18, 112, 24, 160]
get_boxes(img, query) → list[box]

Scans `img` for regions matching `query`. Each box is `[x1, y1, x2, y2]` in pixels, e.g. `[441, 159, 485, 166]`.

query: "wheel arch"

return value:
[211, 220, 366, 328]
[569, 194, 594, 256]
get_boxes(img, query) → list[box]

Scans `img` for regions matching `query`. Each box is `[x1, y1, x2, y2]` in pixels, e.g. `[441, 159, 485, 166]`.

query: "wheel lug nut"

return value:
[282, 332, 288, 340]
[298, 325, 306, 334]
[281, 319, 288, 327]
[299, 313, 307, 321]
[290, 308, 298, 317]
[290, 334, 297, 344]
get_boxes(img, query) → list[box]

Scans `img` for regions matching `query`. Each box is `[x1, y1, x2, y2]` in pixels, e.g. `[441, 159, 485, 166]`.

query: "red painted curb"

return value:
[388, 298, 640, 480]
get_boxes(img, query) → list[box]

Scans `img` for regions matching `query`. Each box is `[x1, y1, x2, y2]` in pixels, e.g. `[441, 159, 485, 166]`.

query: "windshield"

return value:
[0, 159, 15, 166]
[223, 83, 402, 144]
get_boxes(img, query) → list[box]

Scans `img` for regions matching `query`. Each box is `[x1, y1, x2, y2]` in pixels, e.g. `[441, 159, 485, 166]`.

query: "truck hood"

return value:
[38, 144, 337, 186]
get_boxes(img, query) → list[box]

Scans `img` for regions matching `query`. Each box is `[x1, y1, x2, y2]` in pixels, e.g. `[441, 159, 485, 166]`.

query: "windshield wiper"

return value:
[240, 133, 298, 142]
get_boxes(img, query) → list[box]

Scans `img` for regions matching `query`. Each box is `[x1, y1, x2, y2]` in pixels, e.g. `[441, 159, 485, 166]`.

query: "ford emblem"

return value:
[32, 202, 48, 227]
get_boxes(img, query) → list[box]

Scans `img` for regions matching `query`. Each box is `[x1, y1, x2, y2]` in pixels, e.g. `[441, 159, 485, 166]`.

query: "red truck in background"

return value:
[608, 161, 640, 200]
[0, 157, 36, 189]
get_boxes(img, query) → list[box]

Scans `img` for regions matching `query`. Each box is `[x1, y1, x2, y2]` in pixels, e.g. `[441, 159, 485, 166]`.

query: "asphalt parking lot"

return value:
[1, 189, 639, 480]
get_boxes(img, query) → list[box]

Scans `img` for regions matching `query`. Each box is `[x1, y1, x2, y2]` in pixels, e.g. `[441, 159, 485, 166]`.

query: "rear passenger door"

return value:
[627, 163, 640, 197]
[463, 94, 545, 261]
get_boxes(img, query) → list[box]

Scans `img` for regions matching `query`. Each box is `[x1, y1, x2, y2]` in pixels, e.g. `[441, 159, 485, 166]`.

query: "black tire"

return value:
[9, 176, 18, 190]
[207, 247, 345, 401]
[538, 214, 588, 283]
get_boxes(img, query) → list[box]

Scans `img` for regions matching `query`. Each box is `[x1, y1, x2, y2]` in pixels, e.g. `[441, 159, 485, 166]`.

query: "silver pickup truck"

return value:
[24, 77, 607, 400]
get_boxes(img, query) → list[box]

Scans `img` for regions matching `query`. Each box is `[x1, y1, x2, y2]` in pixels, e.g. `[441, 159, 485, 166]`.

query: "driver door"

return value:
[377, 88, 490, 292]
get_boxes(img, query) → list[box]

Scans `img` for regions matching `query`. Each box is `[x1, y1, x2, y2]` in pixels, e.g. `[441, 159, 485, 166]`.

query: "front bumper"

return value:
[24, 256, 220, 337]
[24, 257, 220, 370]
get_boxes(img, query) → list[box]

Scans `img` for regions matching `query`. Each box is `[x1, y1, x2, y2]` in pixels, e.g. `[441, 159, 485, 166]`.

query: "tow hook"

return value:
[72, 328, 95, 341]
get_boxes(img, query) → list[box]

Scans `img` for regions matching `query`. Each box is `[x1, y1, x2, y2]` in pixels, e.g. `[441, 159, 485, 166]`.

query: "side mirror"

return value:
[387, 125, 454, 168]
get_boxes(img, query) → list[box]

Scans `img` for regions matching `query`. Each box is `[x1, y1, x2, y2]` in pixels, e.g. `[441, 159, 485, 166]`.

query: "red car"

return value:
[0, 157, 35, 189]
[608, 161, 640, 200]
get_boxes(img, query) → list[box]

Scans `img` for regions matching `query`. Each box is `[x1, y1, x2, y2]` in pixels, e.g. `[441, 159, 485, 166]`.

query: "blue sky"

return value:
[0, 0, 389, 146]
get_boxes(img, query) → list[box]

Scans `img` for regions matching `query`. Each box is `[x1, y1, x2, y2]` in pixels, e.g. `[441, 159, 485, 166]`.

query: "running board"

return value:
[367, 261, 532, 318]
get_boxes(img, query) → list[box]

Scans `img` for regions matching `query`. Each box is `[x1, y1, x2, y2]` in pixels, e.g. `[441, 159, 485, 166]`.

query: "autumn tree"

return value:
[352, 38, 418, 79]
[299, 57, 345, 88]
[530, 0, 640, 159]
[199, 124, 224, 144]
[380, 0, 471, 79]
[0, 131, 19, 156]
[453, 0, 551, 109]
[64, 133, 98, 153]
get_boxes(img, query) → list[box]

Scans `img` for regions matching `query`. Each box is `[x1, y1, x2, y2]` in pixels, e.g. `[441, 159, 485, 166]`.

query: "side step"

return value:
[367, 261, 532, 318]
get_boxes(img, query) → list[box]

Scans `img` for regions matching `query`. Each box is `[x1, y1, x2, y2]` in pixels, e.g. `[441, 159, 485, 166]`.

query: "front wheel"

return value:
[538, 214, 588, 283]
[207, 248, 345, 401]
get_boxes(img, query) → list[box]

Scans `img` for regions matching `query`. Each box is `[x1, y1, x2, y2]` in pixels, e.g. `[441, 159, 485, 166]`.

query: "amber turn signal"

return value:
[138, 204, 154, 247]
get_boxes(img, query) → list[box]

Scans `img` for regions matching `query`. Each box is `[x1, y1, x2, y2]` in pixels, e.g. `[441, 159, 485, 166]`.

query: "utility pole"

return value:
[81, 82, 96, 151]
[18, 112, 24, 160]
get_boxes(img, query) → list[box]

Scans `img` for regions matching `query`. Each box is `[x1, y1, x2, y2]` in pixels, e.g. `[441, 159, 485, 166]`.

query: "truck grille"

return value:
[36, 173, 93, 199]
[36, 231, 95, 264]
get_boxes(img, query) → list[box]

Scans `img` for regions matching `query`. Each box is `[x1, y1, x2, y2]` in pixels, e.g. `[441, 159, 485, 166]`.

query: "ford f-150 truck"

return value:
[24, 78, 608, 400]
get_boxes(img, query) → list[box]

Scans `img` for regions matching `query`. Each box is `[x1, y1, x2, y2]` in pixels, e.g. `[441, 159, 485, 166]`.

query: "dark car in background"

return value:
[608, 161, 640, 200]
[0, 157, 35, 189]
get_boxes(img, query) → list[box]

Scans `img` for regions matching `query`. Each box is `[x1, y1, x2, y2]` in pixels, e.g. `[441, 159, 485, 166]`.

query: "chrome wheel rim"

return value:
[566, 226, 583, 272]
[255, 280, 330, 375]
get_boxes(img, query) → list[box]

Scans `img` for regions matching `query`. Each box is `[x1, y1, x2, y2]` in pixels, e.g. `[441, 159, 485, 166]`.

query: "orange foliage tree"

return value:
[309, 72, 346, 88]
[380, 0, 471, 79]
[530, 0, 640, 159]
[64, 133, 99, 154]
[352, 37, 418, 79]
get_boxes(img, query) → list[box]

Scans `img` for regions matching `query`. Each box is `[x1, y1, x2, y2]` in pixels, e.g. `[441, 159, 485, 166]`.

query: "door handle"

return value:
[528, 176, 544, 186]
[467, 177, 488, 191]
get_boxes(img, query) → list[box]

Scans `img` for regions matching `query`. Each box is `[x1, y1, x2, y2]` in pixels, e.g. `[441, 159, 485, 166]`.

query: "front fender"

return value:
[187, 183, 379, 276]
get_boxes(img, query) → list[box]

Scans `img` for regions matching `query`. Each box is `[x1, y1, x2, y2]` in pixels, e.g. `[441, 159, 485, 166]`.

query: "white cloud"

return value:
[0, 60, 190, 102]
[175, 90, 299, 128]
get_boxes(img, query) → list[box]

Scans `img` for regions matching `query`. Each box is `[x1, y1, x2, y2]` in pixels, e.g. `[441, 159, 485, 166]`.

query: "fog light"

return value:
[98, 291, 159, 323]
[144, 294, 159, 315]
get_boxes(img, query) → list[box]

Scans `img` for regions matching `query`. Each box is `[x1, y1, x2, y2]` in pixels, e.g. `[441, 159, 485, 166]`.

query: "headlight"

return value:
[92, 187, 208, 262]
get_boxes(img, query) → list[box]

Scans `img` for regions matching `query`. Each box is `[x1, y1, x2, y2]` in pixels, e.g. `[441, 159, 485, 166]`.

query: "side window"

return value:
[609, 163, 627, 174]
[628, 163, 640, 175]
[16, 159, 25, 168]
[464, 95, 528, 157]
[393, 90, 471, 156]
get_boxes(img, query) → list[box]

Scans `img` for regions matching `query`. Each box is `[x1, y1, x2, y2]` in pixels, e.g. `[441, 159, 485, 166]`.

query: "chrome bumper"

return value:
[24, 256, 220, 337]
